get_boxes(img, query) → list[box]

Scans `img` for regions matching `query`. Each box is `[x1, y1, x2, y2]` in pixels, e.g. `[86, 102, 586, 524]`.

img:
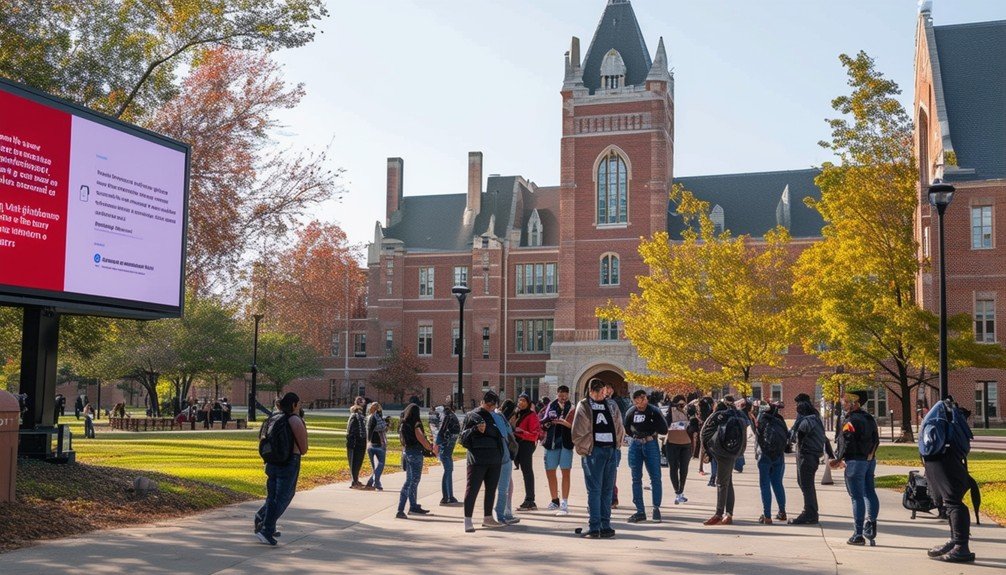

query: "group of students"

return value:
[256, 384, 976, 563]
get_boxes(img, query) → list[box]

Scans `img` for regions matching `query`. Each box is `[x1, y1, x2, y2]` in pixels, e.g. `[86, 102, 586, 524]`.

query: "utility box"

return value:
[0, 390, 19, 502]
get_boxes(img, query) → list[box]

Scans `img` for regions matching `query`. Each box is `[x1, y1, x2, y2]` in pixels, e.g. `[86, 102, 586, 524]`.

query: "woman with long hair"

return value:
[396, 403, 438, 519]
[347, 404, 367, 488]
[512, 394, 541, 511]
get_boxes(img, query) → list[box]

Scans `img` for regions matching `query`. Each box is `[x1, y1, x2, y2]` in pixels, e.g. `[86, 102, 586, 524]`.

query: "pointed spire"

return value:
[647, 36, 671, 82]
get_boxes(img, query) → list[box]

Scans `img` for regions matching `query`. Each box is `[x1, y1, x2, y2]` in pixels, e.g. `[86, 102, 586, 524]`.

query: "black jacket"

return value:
[789, 401, 834, 459]
[542, 399, 574, 450]
[835, 408, 879, 461]
[346, 412, 367, 447]
[460, 408, 504, 466]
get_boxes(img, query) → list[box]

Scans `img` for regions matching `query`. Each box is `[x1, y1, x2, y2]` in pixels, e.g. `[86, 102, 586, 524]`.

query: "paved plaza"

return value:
[4, 445, 1004, 574]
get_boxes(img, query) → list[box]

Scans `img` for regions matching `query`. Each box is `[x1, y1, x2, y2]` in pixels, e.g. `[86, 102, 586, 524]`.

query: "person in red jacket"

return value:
[512, 394, 542, 510]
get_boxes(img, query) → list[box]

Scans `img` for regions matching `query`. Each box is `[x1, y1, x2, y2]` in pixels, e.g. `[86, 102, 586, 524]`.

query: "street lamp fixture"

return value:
[929, 181, 955, 401]
[249, 313, 264, 421]
[452, 284, 471, 410]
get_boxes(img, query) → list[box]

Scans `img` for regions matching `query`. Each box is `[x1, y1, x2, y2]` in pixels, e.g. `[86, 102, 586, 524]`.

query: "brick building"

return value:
[915, 4, 1004, 423]
[271, 1, 1003, 426]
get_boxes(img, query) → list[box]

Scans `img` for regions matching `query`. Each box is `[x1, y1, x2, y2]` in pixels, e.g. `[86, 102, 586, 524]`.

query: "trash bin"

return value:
[0, 390, 20, 503]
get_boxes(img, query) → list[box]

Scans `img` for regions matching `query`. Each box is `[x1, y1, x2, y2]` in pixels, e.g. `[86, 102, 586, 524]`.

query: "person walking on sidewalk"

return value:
[788, 393, 834, 524]
[541, 385, 575, 516]
[460, 391, 506, 533]
[572, 378, 626, 538]
[493, 400, 520, 525]
[512, 394, 541, 511]
[755, 401, 788, 524]
[700, 396, 746, 526]
[346, 404, 367, 489]
[396, 403, 438, 519]
[364, 402, 388, 491]
[255, 392, 308, 545]
[436, 399, 462, 505]
[921, 398, 977, 563]
[82, 402, 96, 438]
[664, 394, 692, 505]
[624, 389, 668, 523]
[831, 389, 880, 546]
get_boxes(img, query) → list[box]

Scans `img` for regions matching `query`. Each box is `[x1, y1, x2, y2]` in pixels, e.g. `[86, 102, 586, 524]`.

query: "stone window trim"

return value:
[600, 252, 620, 286]
[974, 293, 996, 344]
[592, 145, 631, 226]
[969, 204, 994, 250]
[419, 266, 435, 298]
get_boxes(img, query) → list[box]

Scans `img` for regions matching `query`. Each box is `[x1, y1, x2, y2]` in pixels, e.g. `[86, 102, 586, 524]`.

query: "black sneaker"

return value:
[576, 528, 600, 538]
[788, 515, 819, 525]
[927, 540, 955, 558]
[410, 507, 431, 515]
[396, 511, 408, 519]
[439, 498, 451, 506]
[518, 502, 537, 511]
[940, 547, 976, 563]
[255, 532, 278, 546]
[627, 512, 647, 523]
[600, 528, 616, 538]
[847, 535, 866, 546]
[448, 497, 461, 505]
[254, 521, 280, 537]
[652, 508, 662, 523]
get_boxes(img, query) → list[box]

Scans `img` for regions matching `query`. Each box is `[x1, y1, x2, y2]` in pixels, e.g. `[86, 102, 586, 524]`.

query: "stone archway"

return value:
[575, 363, 628, 399]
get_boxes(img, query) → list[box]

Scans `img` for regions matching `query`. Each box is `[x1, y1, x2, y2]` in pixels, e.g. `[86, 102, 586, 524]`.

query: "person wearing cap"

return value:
[624, 389, 669, 523]
[572, 377, 626, 538]
[664, 394, 693, 505]
[831, 389, 880, 545]
[255, 392, 308, 545]
[459, 391, 506, 532]
[542, 385, 575, 515]
[512, 393, 542, 511]
[788, 393, 834, 524]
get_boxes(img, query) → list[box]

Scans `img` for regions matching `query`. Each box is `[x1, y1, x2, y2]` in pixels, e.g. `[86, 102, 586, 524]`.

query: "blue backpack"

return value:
[918, 400, 973, 460]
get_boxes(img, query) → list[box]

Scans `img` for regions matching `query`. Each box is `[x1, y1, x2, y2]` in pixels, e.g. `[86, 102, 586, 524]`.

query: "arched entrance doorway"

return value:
[575, 363, 628, 402]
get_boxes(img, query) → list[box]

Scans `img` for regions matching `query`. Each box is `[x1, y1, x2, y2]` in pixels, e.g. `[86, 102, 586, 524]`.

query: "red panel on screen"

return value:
[0, 90, 71, 292]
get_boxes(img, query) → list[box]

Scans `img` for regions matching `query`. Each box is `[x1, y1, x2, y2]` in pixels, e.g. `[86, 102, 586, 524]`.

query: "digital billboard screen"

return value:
[0, 78, 188, 318]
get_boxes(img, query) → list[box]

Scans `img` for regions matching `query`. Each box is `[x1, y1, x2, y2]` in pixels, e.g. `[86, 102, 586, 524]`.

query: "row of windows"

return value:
[515, 319, 554, 353]
[416, 266, 471, 298]
[515, 263, 558, 295]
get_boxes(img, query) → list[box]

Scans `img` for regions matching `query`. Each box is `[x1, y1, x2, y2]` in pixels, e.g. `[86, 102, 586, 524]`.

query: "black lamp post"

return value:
[249, 313, 264, 421]
[452, 284, 471, 411]
[929, 181, 955, 401]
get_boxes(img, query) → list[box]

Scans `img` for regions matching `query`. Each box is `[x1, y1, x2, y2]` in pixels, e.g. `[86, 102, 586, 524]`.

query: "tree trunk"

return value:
[896, 382, 915, 443]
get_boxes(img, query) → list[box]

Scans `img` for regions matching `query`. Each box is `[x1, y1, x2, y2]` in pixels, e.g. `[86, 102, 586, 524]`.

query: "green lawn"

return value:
[973, 429, 1006, 436]
[875, 446, 1006, 525]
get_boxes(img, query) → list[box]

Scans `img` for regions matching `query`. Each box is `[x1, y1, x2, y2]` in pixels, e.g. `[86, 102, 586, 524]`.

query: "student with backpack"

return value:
[700, 396, 746, 526]
[788, 394, 834, 524]
[255, 392, 308, 546]
[346, 404, 367, 489]
[919, 397, 977, 563]
[755, 402, 788, 524]
[830, 389, 880, 546]
[459, 391, 506, 532]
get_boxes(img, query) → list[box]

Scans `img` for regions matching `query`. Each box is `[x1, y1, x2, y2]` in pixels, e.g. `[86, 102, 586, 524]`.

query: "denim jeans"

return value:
[438, 438, 457, 500]
[255, 454, 301, 536]
[844, 459, 879, 535]
[757, 453, 786, 516]
[628, 438, 663, 513]
[582, 446, 616, 532]
[495, 457, 514, 522]
[366, 446, 386, 488]
[398, 447, 425, 513]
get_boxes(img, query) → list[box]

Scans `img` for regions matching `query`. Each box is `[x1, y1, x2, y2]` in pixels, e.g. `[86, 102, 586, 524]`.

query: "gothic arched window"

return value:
[600, 49, 626, 90]
[710, 204, 725, 235]
[527, 209, 543, 247]
[600, 253, 620, 286]
[597, 150, 628, 225]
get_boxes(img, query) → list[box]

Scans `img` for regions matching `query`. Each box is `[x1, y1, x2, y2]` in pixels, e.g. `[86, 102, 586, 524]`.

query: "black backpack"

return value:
[259, 413, 293, 465]
[759, 415, 788, 459]
[713, 411, 745, 457]
[902, 470, 938, 519]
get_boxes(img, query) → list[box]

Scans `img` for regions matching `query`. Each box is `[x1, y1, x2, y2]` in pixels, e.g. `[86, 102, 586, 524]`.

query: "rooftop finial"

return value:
[919, 0, 932, 14]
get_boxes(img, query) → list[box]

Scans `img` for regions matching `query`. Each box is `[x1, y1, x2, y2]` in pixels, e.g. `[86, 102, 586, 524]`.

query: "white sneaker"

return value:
[546, 501, 560, 511]
[482, 516, 505, 528]
[464, 517, 475, 533]
[555, 500, 569, 516]
[674, 494, 683, 505]
[679, 494, 688, 503]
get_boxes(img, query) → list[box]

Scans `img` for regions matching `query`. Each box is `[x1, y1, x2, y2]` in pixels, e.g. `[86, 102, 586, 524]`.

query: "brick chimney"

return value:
[467, 151, 483, 215]
[386, 157, 404, 226]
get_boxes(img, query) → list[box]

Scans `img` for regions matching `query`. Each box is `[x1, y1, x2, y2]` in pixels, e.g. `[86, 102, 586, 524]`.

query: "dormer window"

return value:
[527, 209, 543, 247]
[710, 204, 725, 235]
[600, 49, 626, 90]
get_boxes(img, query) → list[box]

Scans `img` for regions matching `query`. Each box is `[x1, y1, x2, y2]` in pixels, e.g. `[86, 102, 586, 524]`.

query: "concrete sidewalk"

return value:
[3, 444, 1003, 574]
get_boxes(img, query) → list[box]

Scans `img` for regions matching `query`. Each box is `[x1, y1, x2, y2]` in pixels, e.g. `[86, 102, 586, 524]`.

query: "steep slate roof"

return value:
[582, 0, 652, 94]
[933, 20, 1006, 181]
[383, 176, 520, 252]
[670, 169, 824, 239]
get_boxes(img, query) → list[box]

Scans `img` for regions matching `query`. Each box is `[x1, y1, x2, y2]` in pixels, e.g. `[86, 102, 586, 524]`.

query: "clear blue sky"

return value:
[272, 0, 1006, 248]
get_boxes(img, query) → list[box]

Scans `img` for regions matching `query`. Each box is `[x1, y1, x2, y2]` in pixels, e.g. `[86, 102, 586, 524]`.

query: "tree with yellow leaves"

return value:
[599, 185, 798, 396]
